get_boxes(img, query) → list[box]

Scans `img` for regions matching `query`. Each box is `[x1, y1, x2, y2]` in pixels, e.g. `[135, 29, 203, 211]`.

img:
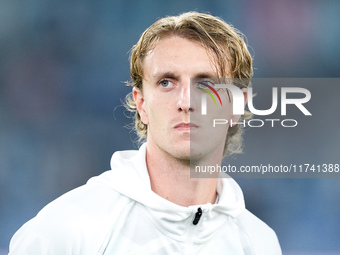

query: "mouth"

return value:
[174, 122, 199, 131]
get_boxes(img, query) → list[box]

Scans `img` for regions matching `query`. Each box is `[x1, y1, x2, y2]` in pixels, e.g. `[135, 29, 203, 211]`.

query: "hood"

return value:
[91, 143, 246, 242]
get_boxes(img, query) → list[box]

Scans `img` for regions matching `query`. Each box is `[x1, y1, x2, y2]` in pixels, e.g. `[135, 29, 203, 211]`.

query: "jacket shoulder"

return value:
[9, 177, 131, 255]
[234, 210, 282, 255]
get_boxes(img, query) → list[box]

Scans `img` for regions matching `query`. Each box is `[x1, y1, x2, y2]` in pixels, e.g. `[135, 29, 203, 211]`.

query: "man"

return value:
[9, 12, 281, 254]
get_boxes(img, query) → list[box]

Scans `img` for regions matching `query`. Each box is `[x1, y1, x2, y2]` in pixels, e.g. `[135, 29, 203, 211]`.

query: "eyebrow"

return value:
[194, 72, 217, 79]
[152, 71, 217, 81]
[152, 72, 179, 80]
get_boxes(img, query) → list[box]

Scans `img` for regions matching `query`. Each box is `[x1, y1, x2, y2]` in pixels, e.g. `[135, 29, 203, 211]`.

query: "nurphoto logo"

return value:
[198, 80, 312, 128]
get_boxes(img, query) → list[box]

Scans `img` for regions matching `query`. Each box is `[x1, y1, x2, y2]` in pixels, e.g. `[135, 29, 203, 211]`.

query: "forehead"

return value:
[142, 36, 219, 79]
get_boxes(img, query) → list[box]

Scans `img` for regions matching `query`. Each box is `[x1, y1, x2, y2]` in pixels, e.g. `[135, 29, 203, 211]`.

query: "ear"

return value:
[133, 87, 149, 125]
[230, 88, 248, 124]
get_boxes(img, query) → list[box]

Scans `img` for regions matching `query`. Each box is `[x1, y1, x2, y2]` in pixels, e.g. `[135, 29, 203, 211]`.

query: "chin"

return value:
[172, 146, 191, 159]
[188, 149, 205, 162]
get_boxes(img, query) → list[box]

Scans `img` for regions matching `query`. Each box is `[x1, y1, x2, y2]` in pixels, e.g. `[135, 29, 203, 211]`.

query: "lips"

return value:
[174, 123, 198, 130]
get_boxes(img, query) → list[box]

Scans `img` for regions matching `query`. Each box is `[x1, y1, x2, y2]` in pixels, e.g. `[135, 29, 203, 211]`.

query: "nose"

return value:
[177, 81, 194, 113]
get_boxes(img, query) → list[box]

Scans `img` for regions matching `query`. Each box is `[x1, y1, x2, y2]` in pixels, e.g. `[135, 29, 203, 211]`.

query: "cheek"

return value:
[215, 104, 233, 119]
[140, 89, 176, 126]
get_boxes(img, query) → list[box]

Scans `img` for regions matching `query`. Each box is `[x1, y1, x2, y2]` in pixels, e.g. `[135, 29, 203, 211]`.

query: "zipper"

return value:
[192, 207, 202, 225]
[184, 206, 206, 254]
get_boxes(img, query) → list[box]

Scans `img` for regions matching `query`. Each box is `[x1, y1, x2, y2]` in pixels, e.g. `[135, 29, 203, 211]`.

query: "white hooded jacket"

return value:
[9, 144, 281, 254]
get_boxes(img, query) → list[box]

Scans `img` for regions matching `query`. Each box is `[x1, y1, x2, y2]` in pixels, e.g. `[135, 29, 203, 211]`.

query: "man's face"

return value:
[133, 36, 241, 162]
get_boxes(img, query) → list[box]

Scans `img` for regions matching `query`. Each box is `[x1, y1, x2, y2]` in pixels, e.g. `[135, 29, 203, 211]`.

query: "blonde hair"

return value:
[125, 11, 253, 156]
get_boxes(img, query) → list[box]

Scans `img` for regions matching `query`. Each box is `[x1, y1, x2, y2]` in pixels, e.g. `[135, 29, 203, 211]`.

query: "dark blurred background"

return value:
[1, 0, 339, 254]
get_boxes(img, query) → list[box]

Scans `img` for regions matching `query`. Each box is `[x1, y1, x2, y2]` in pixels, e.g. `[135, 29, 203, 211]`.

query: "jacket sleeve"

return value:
[9, 217, 78, 255]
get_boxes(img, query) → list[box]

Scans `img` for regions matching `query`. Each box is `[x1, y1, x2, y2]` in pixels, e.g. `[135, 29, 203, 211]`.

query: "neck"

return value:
[146, 143, 221, 207]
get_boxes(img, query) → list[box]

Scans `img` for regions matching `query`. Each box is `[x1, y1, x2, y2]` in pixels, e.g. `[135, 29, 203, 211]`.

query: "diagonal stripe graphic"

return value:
[197, 82, 223, 105]
[197, 87, 217, 105]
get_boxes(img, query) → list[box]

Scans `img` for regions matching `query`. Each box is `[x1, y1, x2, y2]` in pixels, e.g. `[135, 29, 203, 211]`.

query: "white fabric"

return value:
[9, 143, 281, 254]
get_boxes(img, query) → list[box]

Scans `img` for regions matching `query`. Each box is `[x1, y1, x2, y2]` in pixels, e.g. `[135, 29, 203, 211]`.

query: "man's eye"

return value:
[160, 79, 172, 88]
[197, 82, 207, 89]
[197, 81, 214, 89]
